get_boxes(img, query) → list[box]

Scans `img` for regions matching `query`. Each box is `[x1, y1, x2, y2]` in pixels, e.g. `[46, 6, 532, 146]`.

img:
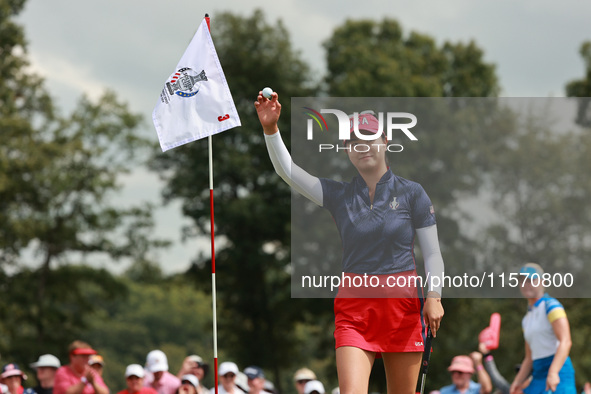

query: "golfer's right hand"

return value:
[255, 91, 281, 135]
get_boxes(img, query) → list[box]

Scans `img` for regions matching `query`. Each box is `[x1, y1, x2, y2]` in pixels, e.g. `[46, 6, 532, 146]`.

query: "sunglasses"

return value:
[297, 380, 311, 385]
[222, 373, 236, 379]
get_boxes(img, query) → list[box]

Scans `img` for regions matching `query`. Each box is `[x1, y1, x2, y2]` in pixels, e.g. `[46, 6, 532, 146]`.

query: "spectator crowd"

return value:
[0, 341, 327, 394]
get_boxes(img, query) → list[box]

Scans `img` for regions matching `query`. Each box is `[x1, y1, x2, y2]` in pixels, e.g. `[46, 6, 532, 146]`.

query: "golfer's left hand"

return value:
[423, 292, 444, 337]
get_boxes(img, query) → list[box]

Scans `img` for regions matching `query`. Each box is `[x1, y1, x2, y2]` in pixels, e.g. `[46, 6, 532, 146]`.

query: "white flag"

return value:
[153, 19, 241, 152]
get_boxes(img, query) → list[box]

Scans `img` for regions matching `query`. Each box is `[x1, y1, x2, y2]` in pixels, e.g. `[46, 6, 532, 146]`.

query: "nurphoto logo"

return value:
[303, 108, 418, 152]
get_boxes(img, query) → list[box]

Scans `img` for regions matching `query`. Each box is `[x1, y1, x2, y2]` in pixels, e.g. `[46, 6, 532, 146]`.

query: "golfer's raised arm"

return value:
[255, 91, 323, 206]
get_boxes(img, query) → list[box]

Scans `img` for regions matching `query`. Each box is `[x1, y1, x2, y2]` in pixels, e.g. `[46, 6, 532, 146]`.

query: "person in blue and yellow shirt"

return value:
[510, 263, 575, 394]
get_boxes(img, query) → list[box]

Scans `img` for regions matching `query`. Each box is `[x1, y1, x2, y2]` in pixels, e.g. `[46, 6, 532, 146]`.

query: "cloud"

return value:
[27, 52, 106, 102]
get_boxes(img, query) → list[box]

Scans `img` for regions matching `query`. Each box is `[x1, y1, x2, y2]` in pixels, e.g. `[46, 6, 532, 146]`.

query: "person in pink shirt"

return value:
[117, 365, 157, 394]
[53, 341, 109, 394]
[143, 350, 180, 394]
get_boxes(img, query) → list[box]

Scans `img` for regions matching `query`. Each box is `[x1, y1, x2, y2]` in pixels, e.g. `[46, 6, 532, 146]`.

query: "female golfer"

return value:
[255, 92, 444, 394]
[509, 263, 575, 394]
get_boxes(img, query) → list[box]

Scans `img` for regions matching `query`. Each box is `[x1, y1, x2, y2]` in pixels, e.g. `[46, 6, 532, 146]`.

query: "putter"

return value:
[416, 327, 434, 394]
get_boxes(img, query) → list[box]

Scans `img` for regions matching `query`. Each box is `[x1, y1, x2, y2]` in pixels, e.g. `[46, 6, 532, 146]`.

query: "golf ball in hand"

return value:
[262, 87, 273, 99]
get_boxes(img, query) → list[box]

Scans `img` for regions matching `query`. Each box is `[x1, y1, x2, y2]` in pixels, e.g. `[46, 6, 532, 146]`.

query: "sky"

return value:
[16, 0, 591, 274]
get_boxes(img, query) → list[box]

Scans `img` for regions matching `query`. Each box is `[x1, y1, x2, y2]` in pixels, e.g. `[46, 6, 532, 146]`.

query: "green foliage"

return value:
[0, 0, 167, 372]
[323, 18, 499, 97]
[0, 0, 50, 119]
[2, 90, 160, 263]
[0, 265, 127, 366]
[474, 101, 591, 288]
[565, 41, 591, 127]
[86, 277, 213, 392]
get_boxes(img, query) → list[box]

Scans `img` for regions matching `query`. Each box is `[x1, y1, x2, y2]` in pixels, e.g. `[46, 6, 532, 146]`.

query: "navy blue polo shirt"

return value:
[320, 170, 436, 275]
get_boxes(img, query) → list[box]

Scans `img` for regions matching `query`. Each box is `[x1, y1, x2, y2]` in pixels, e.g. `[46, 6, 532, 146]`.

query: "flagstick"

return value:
[204, 13, 219, 394]
[209, 135, 218, 394]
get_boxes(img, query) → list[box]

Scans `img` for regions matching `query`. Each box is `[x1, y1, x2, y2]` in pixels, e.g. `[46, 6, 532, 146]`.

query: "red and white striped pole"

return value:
[204, 13, 219, 394]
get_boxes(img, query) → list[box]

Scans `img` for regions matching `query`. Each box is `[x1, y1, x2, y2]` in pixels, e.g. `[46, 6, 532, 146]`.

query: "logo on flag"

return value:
[164, 68, 208, 99]
[153, 18, 241, 152]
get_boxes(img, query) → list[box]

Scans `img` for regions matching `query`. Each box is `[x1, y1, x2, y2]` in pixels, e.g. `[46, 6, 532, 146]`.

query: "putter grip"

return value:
[422, 327, 433, 372]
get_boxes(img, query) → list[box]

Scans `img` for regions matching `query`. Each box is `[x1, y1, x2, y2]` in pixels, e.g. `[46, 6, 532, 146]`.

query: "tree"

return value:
[323, 18, 499, 97]
[0, 0, 165, 365]
[565, 41, 591, 127]
[0, 0, 54, 265]
[86, 275, 213, 392]
[0, 265, 127, 362]
[474, 100, 591, 294]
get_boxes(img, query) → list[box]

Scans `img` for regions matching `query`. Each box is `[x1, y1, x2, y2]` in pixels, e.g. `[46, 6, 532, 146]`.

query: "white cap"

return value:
[88, 355, 104, 366]
[264, 381, 276, 393]
[146, 350, 168, 373]
[293, 368, 316, 382]
[235, 372, 248, 393]
[180, 375, 199, 388]
[30, 355, 61, 369]
[125, 364, 145, 378]
[304, 380, 325, 394]
[218, 362, 239, 376]
[187, 355, 203, 364]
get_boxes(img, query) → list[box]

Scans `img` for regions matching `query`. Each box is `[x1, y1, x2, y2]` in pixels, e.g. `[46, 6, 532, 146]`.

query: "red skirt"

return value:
[333, 272, 426, 353]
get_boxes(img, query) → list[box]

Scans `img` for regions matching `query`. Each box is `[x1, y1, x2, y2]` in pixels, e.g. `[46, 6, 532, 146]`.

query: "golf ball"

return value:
[262, 87, 273, 99]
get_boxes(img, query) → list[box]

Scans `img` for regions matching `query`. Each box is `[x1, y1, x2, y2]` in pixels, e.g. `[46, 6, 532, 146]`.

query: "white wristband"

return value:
[81, 377, 88, 384]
